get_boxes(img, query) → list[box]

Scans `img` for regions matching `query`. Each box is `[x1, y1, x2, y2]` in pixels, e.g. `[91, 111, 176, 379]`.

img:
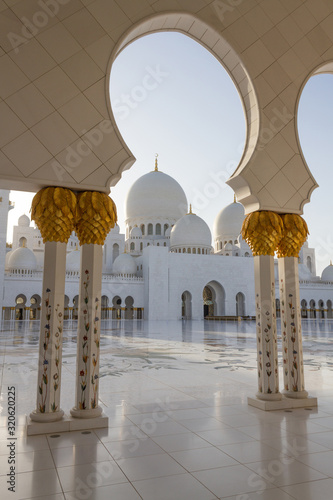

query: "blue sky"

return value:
[8, 32, 333, 274]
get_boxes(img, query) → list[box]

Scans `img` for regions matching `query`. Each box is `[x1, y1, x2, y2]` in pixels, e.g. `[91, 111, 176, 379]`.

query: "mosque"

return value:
[2, 160, 333, 324]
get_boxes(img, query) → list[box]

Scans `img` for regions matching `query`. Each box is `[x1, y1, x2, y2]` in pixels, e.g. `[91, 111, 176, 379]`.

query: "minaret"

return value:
[0, 190, 14, 323]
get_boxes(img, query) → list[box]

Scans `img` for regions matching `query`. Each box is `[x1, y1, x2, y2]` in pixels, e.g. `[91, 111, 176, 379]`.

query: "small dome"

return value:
[18, 214, 30, 227]
[8, 247, 37, 271]
[66, 249, 80, 272]
[130, 226, 142, 238]
[170, 212, 212, 249]
[113, 253, 136, 275]
[110, 224, 120, 234]
[214, 201, 245, 241]
[5, 250, 13, 269]
[125, 170, 187, 220]
[321, 263, 333, 281]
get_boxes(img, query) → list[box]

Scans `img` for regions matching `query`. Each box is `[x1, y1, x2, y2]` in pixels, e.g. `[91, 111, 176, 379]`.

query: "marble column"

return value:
[278, 256, 307, 398]
[254, 255, 281, 400]
[71, 190, 117, 419]
[29, 187, 77, 424]
[30, 241, 67, 422]
[70, 244, 103, 418]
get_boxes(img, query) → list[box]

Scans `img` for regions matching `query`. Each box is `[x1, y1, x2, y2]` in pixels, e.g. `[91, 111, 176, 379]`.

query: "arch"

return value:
[19, 237, 27, 248]
[125, 296, 134, 319]
[107, 13, 258, 202]
[30, 294, 41, 320]
[309, 299, 316, 319]
[148, 223, 153, 235]
[73, 295, 79, 320]
[140, 242, 143, 251]
[112, 295, 122, 319]
[327, 300, 332, 319]
[181, 291, 192, 320]
[112, 243, 119, 263]
[15, 294, 26, 321]
[236, 292, 246, 317]
[318, 299, 325, 319]
[156, 223, 161, 235]
[301, 299, 308, 318]
[130, 242, 135, 251]
[203, 280, 225, 318]
[164, 223, 169, 235]
[101, 295, 109, 320]
[141, 224, 145, 236]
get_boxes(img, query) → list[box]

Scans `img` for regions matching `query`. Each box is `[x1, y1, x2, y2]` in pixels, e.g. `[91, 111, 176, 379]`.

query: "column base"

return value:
[256, 391, 282, 402]
[283, 389, 309, 399]
[29, 409, 64, 423]
[26, 412, 108, 435]
[248, 395, 317, 411]
[70, 406, 103, 419]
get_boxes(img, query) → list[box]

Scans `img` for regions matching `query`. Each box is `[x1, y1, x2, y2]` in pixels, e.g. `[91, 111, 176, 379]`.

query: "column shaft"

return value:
[30, 241, 66, 422]
[278, 256, 307, 398]
[71, 244, 103, 418]
[254, 255, 281, 401]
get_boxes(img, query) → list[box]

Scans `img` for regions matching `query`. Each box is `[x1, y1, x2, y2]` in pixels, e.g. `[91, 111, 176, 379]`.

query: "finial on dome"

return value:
[187, 204, 194, 215]
[155, 153, 158, 171]
[233, 194, 236, 203]
[22, 239, 26, 248]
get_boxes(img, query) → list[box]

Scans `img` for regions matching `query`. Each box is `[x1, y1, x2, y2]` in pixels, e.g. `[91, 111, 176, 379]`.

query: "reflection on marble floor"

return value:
[1, 319, 333, 499]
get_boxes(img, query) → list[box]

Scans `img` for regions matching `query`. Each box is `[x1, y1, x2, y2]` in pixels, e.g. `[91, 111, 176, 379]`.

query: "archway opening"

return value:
[203, 281, 225, 318]
[181, 291, 192, 320]
[236, 292, 246, 317]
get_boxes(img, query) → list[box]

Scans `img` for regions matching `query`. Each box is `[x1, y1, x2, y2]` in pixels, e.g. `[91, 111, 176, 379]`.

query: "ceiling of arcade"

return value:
[0, 0, 333, 214]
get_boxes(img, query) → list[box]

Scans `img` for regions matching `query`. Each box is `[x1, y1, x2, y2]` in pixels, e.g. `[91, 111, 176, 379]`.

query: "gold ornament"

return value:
[241, 211, 284, 256]
[75, 191, 117, 245]
[277, 214, 309, 258]
[31, 187, 76, 243]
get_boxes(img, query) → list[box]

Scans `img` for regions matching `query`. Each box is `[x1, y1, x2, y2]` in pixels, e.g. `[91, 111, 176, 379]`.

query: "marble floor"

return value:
[1, 318, 333, 500]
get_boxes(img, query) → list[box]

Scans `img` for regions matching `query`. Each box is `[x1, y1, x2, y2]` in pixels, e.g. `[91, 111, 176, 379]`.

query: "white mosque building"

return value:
[2, 163, 333, 323]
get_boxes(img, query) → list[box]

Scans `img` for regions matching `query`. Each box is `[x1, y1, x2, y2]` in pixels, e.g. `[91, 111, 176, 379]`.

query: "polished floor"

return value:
[1, 319, 333, 500]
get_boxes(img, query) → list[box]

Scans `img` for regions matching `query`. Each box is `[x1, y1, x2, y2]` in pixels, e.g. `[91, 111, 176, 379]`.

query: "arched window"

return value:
[193, 248, 196, 254]
[148, 223, 153, 235]
[156, 223, 161, 235]
[198, 248, 201, 254]
[306, 256, 312, 272]
[219, 241, 222, 250]
[141, 224, 145, 236]
[164, 242, 166, 247]
[112, 243, 119, 262]
[157, 242, 160, 246]
[164, 224, 169, 234]
[187, 248, 191, 253]
[234, 240, 238, 244]
[19, 237, 27, 247]
[130, 242, 135, 251]
[140, 242, 143, 251]
[183, 248, 186, 253]
[245, 252, 250, 257]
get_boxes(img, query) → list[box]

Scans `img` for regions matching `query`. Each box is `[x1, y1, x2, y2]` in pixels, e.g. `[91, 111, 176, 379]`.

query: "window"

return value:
[164, 242, 166, 247]
[130, 242, 134, 251]
[140, 242, 143, 251]
[198, 249, 201, 254]
[157, 242, 160, 246]
[156, 223, 161, 235]
[148, 223, 153, 235]
[193, 248, 196, 254]
[187, 248, 191, 253]
[141, 224, 145, 235]
[164, 224, 169, 234]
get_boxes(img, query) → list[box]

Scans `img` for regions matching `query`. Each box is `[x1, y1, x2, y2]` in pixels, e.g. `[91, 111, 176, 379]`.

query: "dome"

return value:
[130, 226, 142, 238]
[18, 214, 30, 227]
[170, 212, 212, 249]
[113, 253, 136, 275]
[213, 201, 245, 240]
[321, 263, 333, 281]
[8, 247, 37, 271]
[66, 249, 80, 272]
[125, 169, 187, 220]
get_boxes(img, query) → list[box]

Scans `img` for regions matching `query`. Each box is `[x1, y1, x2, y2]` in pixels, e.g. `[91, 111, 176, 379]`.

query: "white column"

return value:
[254, 255, 281, 401]
[30, 241, 66, 422]
[71, 244, 103, 418]
[278, 256, 308, 398]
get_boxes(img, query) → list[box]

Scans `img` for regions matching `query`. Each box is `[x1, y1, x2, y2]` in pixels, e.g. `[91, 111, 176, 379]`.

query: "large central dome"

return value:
[125, 169, 188, 221]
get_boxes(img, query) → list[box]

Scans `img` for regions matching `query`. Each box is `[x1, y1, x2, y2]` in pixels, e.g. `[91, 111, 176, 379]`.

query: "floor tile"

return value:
[57, 460, 128, 492]
[171, 446, 238, 471]
[152, 432, 211, 452]
[192, 464, 274, 498]
[0, 468, 62, 500]
[51, 442, 112, 467]
[197, 428, 255, 446]
[104, 436, 164, 459]
[222, 488, 295, 499]
[65, 482, 141, 500]
[133, 473, 217, 500]
[116, 452, 186, 481]
[296, 450, 333, 476]
[246, 457, 327, 487]
[180, 417, 229, 432]
[218, 441, 287, 463]
[47, 430, 100, 449]
[281, 478, 333, 500]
